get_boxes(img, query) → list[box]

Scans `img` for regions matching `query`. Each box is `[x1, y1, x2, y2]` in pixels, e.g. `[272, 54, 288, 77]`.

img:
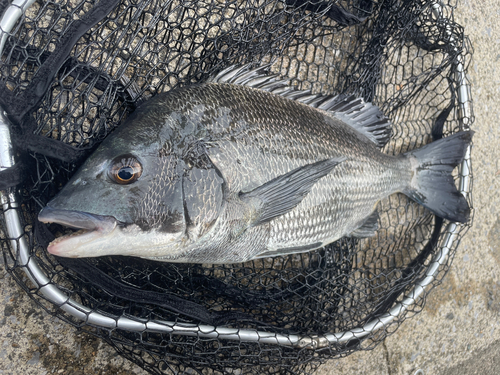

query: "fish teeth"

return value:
[50, 229, 90, 245]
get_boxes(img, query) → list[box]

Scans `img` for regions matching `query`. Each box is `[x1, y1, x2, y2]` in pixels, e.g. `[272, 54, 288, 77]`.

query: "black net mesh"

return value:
[0, 0, 473, 374]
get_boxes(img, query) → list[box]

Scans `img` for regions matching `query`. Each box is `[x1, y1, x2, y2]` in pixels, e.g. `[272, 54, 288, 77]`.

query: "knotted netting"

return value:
[0, 0, 473, 374]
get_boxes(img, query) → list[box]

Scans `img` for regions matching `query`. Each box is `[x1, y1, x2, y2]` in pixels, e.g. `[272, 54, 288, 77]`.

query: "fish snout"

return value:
[38, 207, 118, 233]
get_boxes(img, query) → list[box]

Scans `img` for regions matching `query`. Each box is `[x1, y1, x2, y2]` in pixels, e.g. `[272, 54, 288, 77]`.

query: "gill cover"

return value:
[44, 93, 226, 244]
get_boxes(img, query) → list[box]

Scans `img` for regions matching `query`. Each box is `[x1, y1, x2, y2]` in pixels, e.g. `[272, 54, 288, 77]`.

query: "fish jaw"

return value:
[38, 207, 189, 259]
[38, 207, 120, 257]
[47, 228, 113, 257]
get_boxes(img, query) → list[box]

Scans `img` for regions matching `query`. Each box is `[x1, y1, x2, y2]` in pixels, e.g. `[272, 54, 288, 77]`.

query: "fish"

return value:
[38, 65, 472, 264]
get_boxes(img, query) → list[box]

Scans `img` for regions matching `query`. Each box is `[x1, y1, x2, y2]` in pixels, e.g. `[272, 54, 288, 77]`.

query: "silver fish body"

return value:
[38, 66, 472, 263]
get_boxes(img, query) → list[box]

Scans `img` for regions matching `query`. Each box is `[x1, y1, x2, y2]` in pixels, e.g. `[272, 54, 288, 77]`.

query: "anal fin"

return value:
[350, 211, 379, 238]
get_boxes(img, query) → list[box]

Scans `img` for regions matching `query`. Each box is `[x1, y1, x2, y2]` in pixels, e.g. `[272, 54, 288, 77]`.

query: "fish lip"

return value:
[38, 206, 118, 232]
[38, 207, 120, 256]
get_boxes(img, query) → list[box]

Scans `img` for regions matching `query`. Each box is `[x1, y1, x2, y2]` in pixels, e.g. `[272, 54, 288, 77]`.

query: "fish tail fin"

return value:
[403, 131, 473, 223]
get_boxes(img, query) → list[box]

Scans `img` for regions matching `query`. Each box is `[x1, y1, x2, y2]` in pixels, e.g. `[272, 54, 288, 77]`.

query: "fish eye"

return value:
[108, 154, 142, 185]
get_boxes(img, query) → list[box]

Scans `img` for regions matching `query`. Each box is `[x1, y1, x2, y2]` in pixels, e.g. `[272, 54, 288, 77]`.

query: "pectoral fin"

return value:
[239, 157, 346, 226]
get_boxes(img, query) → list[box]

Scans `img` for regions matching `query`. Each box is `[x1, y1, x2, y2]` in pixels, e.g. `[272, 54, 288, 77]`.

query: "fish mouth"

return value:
[38, 207, 119, 257]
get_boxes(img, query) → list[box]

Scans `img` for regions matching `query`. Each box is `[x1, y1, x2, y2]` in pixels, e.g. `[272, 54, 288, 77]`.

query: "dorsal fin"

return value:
[317, 94, 392, 147]
[208, 64, 290, 93]
[208, 64, 392, 148]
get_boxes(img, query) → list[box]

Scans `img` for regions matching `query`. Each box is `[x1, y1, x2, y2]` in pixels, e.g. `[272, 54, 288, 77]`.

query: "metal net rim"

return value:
[0, 0, 472, 350]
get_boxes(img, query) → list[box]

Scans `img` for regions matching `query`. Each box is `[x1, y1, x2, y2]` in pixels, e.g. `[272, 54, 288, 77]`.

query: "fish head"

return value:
[38, 98, 225, 260]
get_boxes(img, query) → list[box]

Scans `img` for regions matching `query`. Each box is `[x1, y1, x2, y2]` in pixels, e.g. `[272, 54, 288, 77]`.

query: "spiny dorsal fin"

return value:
[208, 64, 290, 93]
[209, 64, 392, 148]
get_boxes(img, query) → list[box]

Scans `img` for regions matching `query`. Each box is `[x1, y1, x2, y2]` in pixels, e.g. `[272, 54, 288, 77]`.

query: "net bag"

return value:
[0, 0, 473, 374]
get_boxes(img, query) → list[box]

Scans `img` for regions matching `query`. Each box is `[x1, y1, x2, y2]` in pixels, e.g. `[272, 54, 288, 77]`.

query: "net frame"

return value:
[0, 0, 473, 372]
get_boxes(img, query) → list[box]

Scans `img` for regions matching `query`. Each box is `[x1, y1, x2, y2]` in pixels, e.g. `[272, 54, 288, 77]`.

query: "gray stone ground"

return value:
[1, 0, 498, 374]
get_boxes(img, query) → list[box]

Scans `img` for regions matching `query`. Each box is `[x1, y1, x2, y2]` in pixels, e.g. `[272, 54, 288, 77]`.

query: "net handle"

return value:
[0, 0, 471, 349]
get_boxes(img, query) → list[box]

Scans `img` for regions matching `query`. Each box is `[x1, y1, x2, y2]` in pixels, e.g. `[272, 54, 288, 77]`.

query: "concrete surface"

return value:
[1, 0, 498, 374]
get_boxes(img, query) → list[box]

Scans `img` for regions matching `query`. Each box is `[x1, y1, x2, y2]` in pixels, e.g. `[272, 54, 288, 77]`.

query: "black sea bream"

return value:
[38, 65, 472, 263]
